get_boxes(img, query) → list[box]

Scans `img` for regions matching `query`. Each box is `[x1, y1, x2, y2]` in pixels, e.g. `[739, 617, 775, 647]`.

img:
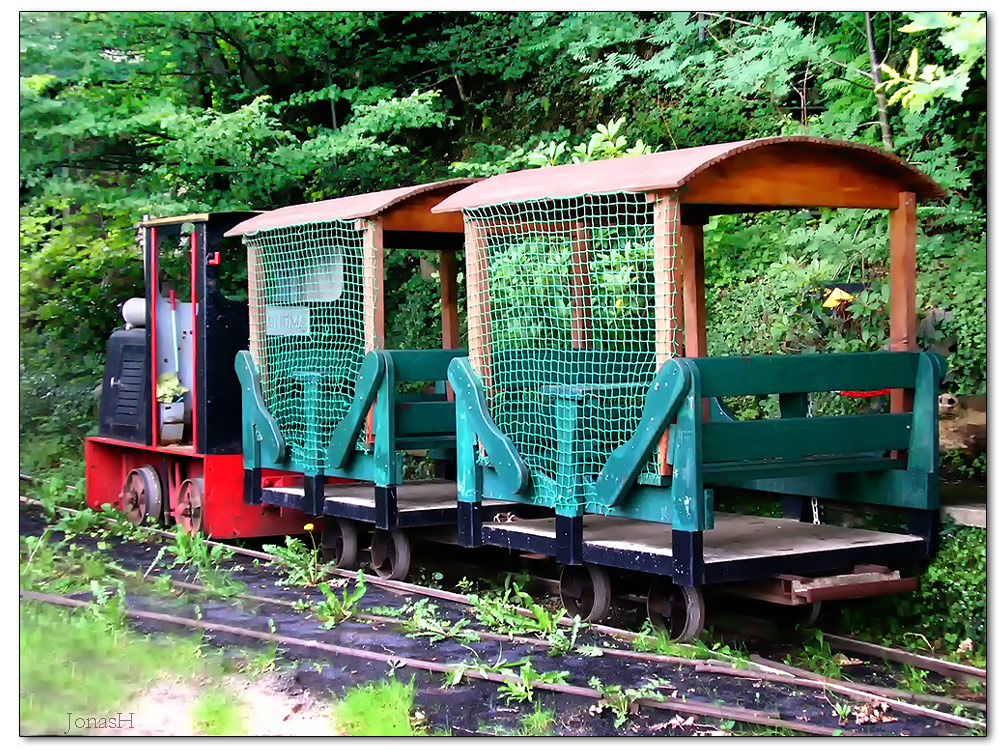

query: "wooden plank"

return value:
[464, 218, 493, 395]
[385, 348, 467, 383]
[245, 237, 267, 387]
[694, 351, 920, 397]
[890, 191, 917, 414]
[652, 192, 682, 475]
[380, 192, 466, 233]
[491, 513, 919, 564]
[570, 222, 593, 348]
[362, 218, 385, 445]
[394, 401, 457, 437]
[681, 221, 708, 421]
[681, 223, 707, 358]
[682, 145, 905, 210]
[703, 454, 904, 483]
[362, 218, 385, 352]
[701, 413, 913, 463]
[439, 249, 461, 350]
[439, 248, 461, 402]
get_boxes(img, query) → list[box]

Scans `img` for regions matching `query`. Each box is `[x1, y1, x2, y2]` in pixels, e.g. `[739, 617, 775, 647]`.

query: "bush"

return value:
[838, 523, 986, 662]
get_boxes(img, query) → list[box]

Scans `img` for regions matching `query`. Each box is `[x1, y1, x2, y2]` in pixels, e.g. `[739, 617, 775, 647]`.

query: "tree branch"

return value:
[865, 12, 894, 150]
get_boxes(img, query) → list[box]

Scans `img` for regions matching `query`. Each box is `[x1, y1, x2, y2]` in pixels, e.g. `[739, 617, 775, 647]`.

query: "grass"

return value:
[19, 600, 214, 735]
[519, 704, 557, 735]
[331, 678, 425, 736]
[191, 690, 246, 735]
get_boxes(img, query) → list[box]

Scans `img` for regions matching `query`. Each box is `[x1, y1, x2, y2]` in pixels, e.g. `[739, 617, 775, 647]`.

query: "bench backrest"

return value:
[684, 351, 943, 465]
[383, 349, 466, 438]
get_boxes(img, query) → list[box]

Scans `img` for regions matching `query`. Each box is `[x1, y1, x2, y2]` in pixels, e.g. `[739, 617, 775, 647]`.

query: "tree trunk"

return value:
[865, 12, 894, 151]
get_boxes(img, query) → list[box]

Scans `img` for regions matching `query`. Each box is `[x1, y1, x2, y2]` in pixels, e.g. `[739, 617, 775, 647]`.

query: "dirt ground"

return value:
[97, 673, 335, 736]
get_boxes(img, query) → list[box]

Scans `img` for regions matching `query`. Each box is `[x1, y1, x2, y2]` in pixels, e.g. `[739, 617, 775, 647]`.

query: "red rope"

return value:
[835, 388, 892, 398]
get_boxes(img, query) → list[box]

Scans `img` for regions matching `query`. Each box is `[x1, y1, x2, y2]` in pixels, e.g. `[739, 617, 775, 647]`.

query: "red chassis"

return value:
[85, 436, 317, 539]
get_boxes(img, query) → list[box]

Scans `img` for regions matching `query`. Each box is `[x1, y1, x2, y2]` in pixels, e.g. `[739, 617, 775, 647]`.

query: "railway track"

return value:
[18, 490, 986, 735]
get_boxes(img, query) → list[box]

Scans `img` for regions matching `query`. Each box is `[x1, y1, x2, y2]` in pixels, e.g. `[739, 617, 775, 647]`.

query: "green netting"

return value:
[246, 220, 371, 474]
[465, 192, 680, 511]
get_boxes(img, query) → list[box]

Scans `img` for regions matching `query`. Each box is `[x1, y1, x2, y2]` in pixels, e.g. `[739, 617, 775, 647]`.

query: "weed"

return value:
[192, 689, 245, 735]
[402, 599, 478, 644]
[262, 533, 334, 586]
[20, 534, 118, 593]
[795, 631, 843, 679]
[900, 665, 930, 694]
[414, 569, 445, 588]
[587, 677, 669, 728]
[34, 472, 85, 519]
[314, 572, 367, 627]
[237, 642, 280, 677]
[632, 622, 751, 667]
[518, 704, 556, 736]
[89, 579, 129, 630]
[53, 507, 105, 536]
[332, 678, 424, 736]
[833, 702, 853, 725]
[497, 659, 569, 705]
[365, 603, 407, 617]
[468, 574, 580, 651]
[166, 527, 243, 597]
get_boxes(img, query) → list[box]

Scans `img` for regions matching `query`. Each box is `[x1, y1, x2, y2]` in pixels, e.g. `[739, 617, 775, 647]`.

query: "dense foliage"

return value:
[838, 524, 987, 662]
[20, 10, 984, 472]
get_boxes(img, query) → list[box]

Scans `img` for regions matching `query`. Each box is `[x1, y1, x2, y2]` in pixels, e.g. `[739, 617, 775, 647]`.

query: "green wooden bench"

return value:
[598, 350, 945, 532]
[239, 348, 466, 492]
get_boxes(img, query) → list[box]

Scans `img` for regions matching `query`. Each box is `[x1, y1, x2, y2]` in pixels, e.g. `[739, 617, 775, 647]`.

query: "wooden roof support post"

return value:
[464, 218, 493, 397]
[889, 191, 917, 414]
[440, 249, 461, 350]
[362, 218, 385, 352]
[570, 222, 593, 349]
[246, 238, 268, 388]
[362, 218, 385, 445]
[439, 248, 461, 401]
[681, 220, 710, 421]
[652, 192, 683, 475]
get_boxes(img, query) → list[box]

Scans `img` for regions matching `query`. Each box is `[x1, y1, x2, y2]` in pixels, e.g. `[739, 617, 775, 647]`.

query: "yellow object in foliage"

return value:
[156, 371, 189, 403]
[822, 286, 855, 308]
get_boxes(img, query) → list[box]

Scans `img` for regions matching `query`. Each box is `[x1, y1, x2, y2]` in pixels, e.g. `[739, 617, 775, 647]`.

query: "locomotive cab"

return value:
[86, 213, 317, 538]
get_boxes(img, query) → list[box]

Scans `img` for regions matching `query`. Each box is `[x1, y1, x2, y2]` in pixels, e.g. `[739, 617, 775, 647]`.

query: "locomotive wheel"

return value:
[370, 529, 411, 581]
[173, 477, 204, 534]
[120, 466, 162, 526]
[559, 564, 612, 622]
[647, 578, 705, 643]
[321, 518, 360, 570]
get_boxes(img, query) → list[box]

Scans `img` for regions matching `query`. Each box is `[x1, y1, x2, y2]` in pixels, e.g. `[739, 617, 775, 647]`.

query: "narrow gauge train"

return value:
[87, 137, 946, 640]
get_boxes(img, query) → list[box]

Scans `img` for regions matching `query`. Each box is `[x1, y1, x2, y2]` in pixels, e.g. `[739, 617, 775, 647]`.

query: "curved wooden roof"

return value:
[432, 137, 943, 214]
[226, 178, 477, 237]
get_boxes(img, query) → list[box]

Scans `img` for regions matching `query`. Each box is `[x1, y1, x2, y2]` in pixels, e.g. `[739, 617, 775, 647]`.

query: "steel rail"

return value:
[745, 656, 986, 712]
[18, 495, 684, 646]
[123, 570, 712, 669]
[820, 634, 987, 684]
[698, 662, 985, 730]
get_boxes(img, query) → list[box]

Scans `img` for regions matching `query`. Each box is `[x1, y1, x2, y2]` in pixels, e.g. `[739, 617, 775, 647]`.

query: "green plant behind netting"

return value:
[468, 194, 667, 509]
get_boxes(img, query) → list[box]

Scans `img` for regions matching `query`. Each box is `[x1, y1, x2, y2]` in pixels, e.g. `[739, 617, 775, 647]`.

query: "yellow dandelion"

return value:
[303, 523, 315, 532]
